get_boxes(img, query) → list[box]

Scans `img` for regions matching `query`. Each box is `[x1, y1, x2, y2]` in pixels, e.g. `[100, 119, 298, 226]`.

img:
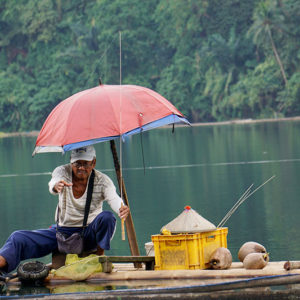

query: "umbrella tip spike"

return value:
[99, 78, 102, 85]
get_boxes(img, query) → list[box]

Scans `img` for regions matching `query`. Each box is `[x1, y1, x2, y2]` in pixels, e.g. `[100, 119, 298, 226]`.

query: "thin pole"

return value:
[217, 184, 253, 228]
[121, 203, 125, 241]
[118, 31, 126, 241]
[110, 140, 141, 266]
[218, 175, 275, 228]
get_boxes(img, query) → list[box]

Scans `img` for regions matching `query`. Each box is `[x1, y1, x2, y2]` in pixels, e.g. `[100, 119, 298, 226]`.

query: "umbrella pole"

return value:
[110, 140, 141, 261]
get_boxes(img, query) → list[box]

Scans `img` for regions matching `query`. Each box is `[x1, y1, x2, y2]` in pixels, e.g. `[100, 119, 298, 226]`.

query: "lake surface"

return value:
[1, 120, 300, 294]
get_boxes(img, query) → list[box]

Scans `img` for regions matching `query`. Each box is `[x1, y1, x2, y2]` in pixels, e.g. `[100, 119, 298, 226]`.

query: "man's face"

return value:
[71, 159, 96, 180]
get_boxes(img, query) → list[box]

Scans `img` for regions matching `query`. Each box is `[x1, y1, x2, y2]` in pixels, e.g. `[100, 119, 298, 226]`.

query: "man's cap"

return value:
[70, 146, 96, 163]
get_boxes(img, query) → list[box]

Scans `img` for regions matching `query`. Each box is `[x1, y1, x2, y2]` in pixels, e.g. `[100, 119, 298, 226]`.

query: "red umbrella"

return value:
[33, 82, 189, 259]
[33, 83, 189, 154]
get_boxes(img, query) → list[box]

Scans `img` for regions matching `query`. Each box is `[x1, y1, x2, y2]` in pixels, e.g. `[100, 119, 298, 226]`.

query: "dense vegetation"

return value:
[0, 0, 299, 131]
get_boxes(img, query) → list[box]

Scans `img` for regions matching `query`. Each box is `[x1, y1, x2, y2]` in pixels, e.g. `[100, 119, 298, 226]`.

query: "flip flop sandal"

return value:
[0, 270, 10, 282]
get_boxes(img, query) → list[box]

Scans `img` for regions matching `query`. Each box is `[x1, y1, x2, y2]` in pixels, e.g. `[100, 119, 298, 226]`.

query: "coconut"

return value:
[243, 252, 269, 269]
[209, 247, 232, 270]
[238, 242, 267, 262]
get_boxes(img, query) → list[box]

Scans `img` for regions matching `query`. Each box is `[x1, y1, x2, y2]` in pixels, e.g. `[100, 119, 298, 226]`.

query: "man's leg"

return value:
[83, 211, 116, 253]
[0, 228, 57, 272]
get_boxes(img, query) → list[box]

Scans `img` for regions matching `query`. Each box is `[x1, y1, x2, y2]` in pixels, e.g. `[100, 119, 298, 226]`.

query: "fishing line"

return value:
[140, 129, 146, 175]
[2, 159, 300, 178]
[118, 33, 123, 188]
[85, 35, 117, 87]
[1, 157, 298, 179]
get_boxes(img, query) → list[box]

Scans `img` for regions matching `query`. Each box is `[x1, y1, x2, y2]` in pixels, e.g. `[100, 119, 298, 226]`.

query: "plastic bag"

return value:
[51, 254, 102, 281]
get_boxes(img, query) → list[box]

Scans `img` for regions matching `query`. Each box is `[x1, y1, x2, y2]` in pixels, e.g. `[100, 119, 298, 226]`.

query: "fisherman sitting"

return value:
[0, 145, 129, 275]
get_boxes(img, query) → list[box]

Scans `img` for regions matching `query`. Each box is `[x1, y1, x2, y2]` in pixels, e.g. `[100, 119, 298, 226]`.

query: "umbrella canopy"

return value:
[33, 84, 189, 155]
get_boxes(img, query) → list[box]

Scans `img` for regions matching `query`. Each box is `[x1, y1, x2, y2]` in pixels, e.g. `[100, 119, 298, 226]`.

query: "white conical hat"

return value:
[161, 206, 216, 233]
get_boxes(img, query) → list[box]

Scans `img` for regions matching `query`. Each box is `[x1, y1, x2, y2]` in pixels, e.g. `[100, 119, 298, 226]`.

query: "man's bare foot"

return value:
[0, 256, 7, 269]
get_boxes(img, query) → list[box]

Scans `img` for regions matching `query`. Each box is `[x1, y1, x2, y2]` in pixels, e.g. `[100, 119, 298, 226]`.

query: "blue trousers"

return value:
[0, 211, 116, 273]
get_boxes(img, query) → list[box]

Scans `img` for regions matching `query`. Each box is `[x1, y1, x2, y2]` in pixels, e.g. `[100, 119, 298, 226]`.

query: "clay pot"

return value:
[238, 242, 267, 262]
[243, 252, 269, 269]
[209, 247, 232, 270]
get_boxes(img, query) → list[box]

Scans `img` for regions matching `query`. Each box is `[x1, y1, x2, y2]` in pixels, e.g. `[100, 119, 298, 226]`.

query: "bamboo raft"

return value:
[46, 261, 300, 283]
[4, 260, 300, 299]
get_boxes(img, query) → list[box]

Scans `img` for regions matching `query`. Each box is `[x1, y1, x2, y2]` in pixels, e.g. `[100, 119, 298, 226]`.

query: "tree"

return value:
[0, 0, 300, 131]
[247, 0, 288, 86]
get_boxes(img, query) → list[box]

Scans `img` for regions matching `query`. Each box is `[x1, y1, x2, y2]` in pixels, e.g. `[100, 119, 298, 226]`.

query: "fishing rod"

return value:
[217, 175, 276, 228]
[217, 183, 253, 228]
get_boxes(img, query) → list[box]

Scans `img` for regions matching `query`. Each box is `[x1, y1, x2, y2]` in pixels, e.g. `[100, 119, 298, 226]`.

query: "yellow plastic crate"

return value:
[151, 227, 228, 270]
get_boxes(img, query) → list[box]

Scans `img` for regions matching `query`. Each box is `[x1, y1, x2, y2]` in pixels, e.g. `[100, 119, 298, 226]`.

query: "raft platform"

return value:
[4, 260, 300, 299]
[46, 261, 300, 283]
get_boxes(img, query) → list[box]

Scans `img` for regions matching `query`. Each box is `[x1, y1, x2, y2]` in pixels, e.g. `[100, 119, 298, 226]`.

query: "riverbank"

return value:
[192, 115, 300, 126]
[0, 130, 39, 138]
[1, 116, 300, 138]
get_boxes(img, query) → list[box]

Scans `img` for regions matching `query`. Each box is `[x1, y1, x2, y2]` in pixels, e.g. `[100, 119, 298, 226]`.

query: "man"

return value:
[0, 145, 129, 274]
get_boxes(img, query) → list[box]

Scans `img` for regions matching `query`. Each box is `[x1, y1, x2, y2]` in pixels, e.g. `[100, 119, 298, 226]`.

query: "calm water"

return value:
[1, 120, 300, 294]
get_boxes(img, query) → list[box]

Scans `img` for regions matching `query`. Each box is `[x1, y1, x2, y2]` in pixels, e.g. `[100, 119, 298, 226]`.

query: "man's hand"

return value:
[53, 180, 73, 193]
[119, 204, 130, 220]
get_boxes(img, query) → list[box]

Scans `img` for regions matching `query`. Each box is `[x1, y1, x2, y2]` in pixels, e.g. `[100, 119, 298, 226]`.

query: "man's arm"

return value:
[52, 180, 73, 193]
[102, 175, 129, 220]
[119, 204, 130, 219]
[48, 165, 72, 194]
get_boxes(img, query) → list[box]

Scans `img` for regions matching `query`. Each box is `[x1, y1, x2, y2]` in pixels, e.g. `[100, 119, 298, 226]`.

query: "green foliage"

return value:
[219, 59, 285, 119]
[279, 72, 300, 116]
[0, 0, 300, 131]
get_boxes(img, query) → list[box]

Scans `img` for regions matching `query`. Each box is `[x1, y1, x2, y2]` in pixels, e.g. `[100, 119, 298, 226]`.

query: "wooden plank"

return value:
[98, 256, 155, 271]
[87, 261, 300, 281]
[101, 256, 155, 262]
[46, 261, 300, 283]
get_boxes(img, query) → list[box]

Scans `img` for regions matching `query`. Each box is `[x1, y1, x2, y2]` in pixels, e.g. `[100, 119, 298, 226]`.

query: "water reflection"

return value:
[2, 284, 50, 297]
[48, 283, 114, 294]
[2, 279, 227, 297]
[2, 278, 300, 298]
